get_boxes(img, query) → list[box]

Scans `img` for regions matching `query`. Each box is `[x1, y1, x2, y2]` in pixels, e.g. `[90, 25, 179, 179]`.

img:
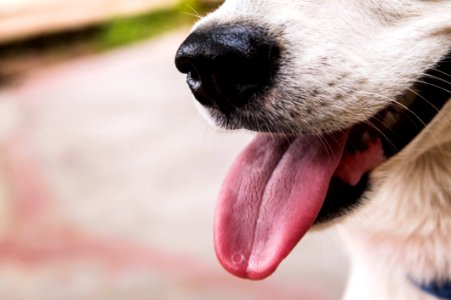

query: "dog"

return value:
[175, 1, 451, 299]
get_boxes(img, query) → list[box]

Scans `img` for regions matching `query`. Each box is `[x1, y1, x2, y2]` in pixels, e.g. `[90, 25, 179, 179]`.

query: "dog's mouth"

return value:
[214, 52, 451, 280]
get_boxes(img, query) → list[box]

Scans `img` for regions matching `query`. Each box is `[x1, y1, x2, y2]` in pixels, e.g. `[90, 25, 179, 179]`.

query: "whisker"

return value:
[356, 90, 428, 128]
[413, 80, 451, 95]
[419, 72, 451, 87]
[425, 67, 451, 79]
[405, 87, 440, 113]
[349, 89, 448, 150]
[370, 113, 399, 135]
[182, 4, 202, 19]
[317, 131, 336, 161]
[180, 11, 203, 19]
[364, 119, 398, 154]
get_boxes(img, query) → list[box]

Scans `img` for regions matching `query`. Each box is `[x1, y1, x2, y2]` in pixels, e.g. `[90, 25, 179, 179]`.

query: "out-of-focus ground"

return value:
[0, 1, 349, 299]
[0, 0, 178, 43]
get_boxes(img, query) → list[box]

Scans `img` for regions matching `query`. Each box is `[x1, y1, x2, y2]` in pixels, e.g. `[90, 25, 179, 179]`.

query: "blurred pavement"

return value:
[0, 0, 179, 43]
[0, 31, 349, 300]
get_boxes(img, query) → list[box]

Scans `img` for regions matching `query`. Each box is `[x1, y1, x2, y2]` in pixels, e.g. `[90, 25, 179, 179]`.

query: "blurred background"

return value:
[0, 1, 349, 299]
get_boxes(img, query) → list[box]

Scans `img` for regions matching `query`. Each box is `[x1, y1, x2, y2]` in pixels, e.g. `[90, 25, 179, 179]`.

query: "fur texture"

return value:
[341, 100, 451, 299]
[194, 0, 451, 135]
[188, 1, 451, 299]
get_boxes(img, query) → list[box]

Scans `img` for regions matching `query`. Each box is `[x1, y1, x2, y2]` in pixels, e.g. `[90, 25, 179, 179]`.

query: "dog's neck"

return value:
[341, 97, 451, 282]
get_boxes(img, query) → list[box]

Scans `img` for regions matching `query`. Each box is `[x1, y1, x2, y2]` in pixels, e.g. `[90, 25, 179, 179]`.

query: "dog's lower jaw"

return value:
[339, 98, 451, 300]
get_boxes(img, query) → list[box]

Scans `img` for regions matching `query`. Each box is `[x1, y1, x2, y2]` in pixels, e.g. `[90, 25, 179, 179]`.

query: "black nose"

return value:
[175, 25, 280, 114]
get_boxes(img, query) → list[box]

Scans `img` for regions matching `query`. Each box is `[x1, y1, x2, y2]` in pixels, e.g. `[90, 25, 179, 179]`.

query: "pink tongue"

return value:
[215, 132, 348, 280]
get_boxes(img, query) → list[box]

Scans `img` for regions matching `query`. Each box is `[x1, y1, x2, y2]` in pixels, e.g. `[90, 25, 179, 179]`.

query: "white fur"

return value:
[190, 1, 451, 299]
[341, 100, 451, 299]
[195, 0, 451, 134]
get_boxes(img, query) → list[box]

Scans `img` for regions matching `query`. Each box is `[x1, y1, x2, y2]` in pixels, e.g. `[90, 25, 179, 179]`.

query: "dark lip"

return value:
[315, 50, 451, 223]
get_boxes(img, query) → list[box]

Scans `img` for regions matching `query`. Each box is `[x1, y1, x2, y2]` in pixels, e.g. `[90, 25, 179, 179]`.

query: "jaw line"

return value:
[316, 50, 451, 223]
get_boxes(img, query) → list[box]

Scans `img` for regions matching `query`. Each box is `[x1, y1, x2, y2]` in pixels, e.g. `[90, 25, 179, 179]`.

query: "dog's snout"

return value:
[175, 25, 280, 114]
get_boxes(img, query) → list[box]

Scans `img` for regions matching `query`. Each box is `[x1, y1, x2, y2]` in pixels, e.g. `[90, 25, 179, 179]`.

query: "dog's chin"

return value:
[205, 51, 451, 225]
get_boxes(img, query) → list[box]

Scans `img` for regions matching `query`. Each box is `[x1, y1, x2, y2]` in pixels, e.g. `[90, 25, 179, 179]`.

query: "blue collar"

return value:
[412, 280, 451, 299]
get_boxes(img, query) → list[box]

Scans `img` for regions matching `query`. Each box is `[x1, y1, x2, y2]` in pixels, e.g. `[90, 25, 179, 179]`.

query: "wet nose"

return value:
[175, 25, 280, 114]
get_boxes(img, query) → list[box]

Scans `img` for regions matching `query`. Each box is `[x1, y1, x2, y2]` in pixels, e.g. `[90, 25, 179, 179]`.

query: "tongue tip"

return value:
[216, 254, 278, 281]
[215, 245, 280, 281]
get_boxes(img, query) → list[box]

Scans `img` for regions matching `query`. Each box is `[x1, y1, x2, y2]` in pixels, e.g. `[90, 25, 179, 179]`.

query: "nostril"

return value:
[179, 61, 200, 89]
[176, 62, 190, 75]
[175, 56, 195, 75]
[175, 54, 215, 106]
[186, 69, 203, 95]
[189, 68, 200, 82]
